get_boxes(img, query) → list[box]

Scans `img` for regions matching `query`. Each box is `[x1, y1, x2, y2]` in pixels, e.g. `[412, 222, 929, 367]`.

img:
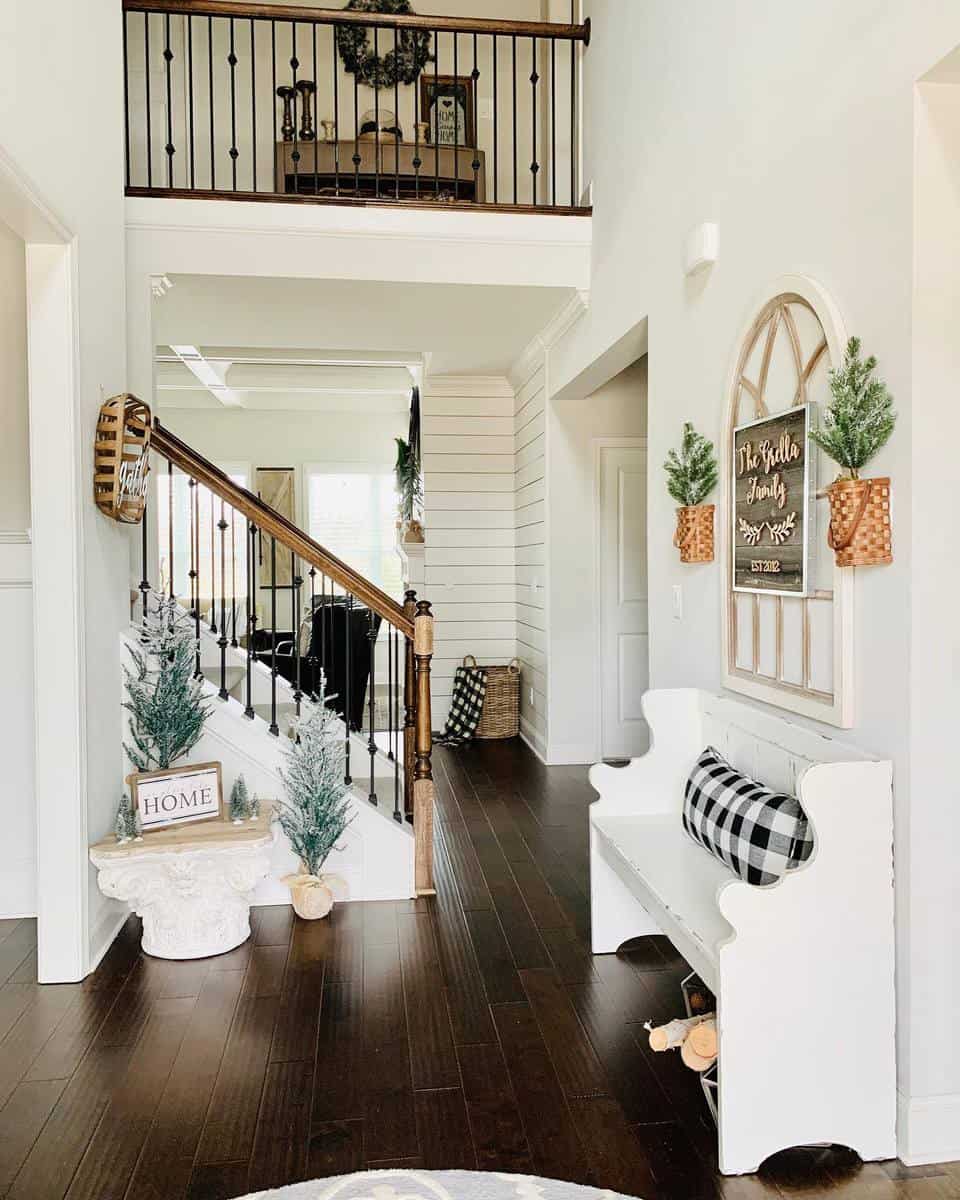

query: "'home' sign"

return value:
[130, 762, 223, 832]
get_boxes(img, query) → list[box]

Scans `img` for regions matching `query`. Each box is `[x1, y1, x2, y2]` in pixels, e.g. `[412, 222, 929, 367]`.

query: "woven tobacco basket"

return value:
[826, 477, 892, 567]
[464, 655, 521, 739]
[674, 504, 715, 564]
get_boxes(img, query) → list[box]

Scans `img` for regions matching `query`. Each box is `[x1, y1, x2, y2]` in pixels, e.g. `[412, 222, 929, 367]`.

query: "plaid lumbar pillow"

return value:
[682, 746, 813, 886]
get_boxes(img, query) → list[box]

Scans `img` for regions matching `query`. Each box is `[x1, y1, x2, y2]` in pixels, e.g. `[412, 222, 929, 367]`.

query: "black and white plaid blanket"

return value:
[436, 663, 488, 746]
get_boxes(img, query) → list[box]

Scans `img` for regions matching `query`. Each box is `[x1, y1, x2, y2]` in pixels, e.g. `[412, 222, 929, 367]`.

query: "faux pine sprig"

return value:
[394, 437, 423, 524]
[277, 695, 353, 878]
[809, 337, 896, 479]
[123, 593, 210, 771]
[664, 422, 719, 507]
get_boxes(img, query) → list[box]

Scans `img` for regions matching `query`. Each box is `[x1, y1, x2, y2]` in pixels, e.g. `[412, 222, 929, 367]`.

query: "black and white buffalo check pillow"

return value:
[436, 664, 488, 747]
[682, 746, 814, 885]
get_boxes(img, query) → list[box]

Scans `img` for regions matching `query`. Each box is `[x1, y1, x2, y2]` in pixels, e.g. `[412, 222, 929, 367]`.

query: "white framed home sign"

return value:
[732, 404, 815, 596]
[128, 762, 223, 832]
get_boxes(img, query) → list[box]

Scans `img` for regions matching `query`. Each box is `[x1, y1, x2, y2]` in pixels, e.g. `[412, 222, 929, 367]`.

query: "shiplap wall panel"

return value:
[514, 359, 548, 756]
[422, 377, 518, 723]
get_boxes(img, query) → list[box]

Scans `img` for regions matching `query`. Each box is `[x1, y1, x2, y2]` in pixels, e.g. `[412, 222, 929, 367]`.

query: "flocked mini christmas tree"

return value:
[124, 591, 211, 772]
[809, 336, 896, 479]
[229, 774, 251, 824]
[664, 421, 719, 507]
[277, 693, 352, 878]
[114, 793, 142, 843]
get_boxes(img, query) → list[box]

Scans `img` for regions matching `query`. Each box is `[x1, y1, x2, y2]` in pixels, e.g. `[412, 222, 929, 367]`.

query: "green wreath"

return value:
[336, 0, 433, 89]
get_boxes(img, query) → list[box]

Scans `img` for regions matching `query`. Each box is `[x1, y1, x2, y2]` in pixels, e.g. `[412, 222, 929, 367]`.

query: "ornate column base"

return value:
[90, 819, 275, 960]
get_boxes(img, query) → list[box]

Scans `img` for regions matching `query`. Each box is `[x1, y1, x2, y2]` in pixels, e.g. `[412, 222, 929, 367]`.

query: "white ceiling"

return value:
[153, 274, 575, 377]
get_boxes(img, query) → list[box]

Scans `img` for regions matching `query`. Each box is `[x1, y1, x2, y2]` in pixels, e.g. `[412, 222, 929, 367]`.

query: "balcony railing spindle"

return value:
[269, 536, 278, 735]
[245, 519, 257, 719]
[164, 13, 175, 188]
[218, 500, 229, 699]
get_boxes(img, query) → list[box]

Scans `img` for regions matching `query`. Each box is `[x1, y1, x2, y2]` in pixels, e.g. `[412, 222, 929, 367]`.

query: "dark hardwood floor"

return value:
[0, 739, 957, 1200]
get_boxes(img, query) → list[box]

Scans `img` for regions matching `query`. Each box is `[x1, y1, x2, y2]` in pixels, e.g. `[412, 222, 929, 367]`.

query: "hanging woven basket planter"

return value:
[825, 476, 892, 567]
[674, 504, 715, 564]
[336, 0, 433, 89]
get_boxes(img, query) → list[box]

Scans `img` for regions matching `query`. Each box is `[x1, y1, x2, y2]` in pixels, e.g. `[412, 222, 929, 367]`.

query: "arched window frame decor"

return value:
[720, 275, 854, 728]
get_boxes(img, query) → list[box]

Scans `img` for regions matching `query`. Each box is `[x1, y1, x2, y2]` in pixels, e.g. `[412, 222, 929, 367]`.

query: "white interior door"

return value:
[598, 444, 649, 759]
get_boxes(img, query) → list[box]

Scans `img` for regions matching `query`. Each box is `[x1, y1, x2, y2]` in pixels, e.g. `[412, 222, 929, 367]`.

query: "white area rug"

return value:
[240, 1170, 637, 1200]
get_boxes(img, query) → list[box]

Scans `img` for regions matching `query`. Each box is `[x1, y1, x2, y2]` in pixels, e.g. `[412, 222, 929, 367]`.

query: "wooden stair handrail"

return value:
[121, 0, 591, 43]
[151, 421, 413, 637]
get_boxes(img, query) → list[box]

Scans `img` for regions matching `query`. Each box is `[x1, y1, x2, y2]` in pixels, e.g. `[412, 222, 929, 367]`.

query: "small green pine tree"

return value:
[664, 422, 718, 506]
[230, 775, 250, 823]
[123, 592, 211, 772]
[809, 337, 896, 479]
[115, 793, 142, 842]
[277, 695, 353, 878]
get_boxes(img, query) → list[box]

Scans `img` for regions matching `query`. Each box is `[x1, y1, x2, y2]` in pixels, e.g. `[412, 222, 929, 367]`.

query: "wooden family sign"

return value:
[732, 405, 814, 595]
[127, 762, 223, 832]
[94, 394, 151, 524]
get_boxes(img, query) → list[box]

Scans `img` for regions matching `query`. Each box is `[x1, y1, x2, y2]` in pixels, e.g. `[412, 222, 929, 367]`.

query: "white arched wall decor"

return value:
[721, 275, 853, 728]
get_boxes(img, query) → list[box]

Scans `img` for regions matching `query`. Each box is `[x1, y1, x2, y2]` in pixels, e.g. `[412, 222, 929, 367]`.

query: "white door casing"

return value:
[597, 441, 649, 759]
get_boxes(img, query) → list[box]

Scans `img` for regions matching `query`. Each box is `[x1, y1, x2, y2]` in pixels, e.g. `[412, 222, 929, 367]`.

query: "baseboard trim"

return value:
[545, 741, 598, 766]
[519, 721, 548, 764]
[897, 1088, 960, 1164]
[87, 903, 130, 978]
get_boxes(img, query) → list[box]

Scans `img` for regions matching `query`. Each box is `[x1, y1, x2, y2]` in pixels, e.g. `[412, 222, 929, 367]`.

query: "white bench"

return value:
[589, 688, 896, 1175]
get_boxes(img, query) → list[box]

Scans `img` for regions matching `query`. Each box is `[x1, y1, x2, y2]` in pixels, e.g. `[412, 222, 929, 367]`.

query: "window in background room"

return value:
[305, 464, 401, 598]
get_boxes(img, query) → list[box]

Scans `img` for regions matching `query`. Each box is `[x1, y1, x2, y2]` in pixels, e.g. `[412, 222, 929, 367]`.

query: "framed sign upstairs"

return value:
[732, 404, 814, 596]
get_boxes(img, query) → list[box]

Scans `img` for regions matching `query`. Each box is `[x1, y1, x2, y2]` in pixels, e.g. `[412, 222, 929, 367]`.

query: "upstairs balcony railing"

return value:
[122, 0, 591, 214]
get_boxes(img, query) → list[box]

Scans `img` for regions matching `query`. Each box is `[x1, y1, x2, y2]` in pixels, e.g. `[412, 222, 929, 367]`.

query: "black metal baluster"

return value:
[453, 31, 459, 202]
[550, 37, 556, 208]
[308, 566, 317, 699]
[512, 34, 518, 205]
[188, 478, 199, 673]
[413, 57, 421, 198]
[250, 18, 257, 191]
[394, 26, 400, 199]
[387, 620, 394, 762]
[352, 52, 360, 195]
[218, 501, 228, 699]
[312, 21, 319, 196]
[570, 33, 576, 205]
[344, 591, 352, 784]
[166, 459, 173, 597]
[164, 13, 175, 188]
[472, 34, 480, 200]
[228, 18, 238, 190]
[145, 13, 153, 189]
[434, 36, 440, 198]
[193, 476, 201, 665]
[368, 609, 377, 804]
[188, 16, 196, 188]
[209, 491, 217, 633]
[230, 509, 238, 647]
[320, 573, 327, 698]
[531, 37, 538, 205]
[123, 13, 131, 188]
[208, 16, 215, 190]
[245, 520, 257, 719]
[271, 20, 277, 187]
[291, 23, 300, 191]
[373, 26, 380, 198]
[393, 627, 401, 821]
[269, 537, 279, 735]
[493, 35, 499, 203]
[292, 553, 302, 717]
[139, 496, 150, 619]
[332, 26, 340, 195]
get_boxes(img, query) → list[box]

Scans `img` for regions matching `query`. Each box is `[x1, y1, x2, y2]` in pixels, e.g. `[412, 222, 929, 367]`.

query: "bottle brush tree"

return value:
[277, 696, 353, 878]
[124, 592, 211, 772]
[230, 774, 251, 823]
[664, 422, 719, 506]
[809, 336, 896, 479]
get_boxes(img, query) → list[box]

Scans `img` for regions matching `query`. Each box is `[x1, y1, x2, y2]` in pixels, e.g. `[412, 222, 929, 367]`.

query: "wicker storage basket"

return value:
[674, 504, 715, 564]
[464, 655, 521, 739]
[826, 477, 892, 567]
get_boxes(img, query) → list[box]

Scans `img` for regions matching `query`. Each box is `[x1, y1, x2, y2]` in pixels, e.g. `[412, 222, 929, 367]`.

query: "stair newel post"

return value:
[403, 590, 417, 822]
[292, 553, 303, 717]
[269, 536, 279, 736]
[344, 591, 353, 785]
[167, 460, 174, 600]
[367, 608, 377, 806]
[244, 519, 257, 720]
[192, 476, 201, 673]
[139, 492, 150, 622]
[413, 599, 435, 895]
[209, 490, 217, 634]
[217, 500, 229, 700]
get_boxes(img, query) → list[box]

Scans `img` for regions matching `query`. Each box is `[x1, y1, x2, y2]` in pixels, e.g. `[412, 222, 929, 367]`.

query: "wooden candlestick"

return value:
[276, 86, 296, 142]
[296, 79, 316, 141]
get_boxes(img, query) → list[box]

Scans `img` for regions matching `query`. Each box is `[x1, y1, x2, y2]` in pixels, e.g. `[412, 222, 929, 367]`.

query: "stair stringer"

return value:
[119, 633, 415, 906]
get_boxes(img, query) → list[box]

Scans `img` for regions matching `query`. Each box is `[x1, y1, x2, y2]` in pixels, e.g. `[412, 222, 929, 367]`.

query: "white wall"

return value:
[0, 2, 129, 974]
[547, 356, 646, 762]
[543, 0, 960, 1158]
[0, 221, 35, 917]
[421, 375, 516, 723]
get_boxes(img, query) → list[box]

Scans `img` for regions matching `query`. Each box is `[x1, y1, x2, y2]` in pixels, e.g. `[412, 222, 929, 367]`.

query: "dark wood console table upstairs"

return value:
[274, 141, 487, 202]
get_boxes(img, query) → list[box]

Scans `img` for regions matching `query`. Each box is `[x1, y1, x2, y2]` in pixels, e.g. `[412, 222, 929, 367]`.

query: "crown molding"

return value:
[509, 289, 589, 391]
